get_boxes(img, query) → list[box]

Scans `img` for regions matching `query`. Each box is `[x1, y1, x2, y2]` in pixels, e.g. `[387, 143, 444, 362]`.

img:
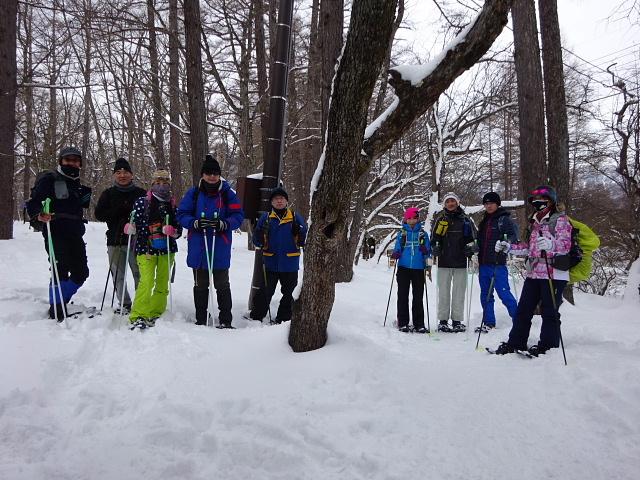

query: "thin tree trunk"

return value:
[147, 0, 166, 168]
[184, 0, 207, 186]
[168, 0, 182, 198]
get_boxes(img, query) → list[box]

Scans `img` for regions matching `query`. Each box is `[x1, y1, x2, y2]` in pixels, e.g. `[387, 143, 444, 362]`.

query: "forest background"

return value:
[0, 0, 638, 351]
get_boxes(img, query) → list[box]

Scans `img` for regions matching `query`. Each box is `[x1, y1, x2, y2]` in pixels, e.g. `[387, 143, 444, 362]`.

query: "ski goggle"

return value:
[531, 189, 550, 195]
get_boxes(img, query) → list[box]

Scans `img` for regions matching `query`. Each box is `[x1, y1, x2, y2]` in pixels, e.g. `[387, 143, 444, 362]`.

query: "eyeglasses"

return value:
[531, 189, 550, 195]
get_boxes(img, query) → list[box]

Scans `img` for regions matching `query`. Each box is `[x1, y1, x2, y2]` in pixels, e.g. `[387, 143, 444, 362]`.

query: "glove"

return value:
[431, 245, 442, 257]
[391, 251, 402, 260]
[536, 236, 553, 251]
[463, 243, 479, 257]
[124, 223, 136, 235]
[162, 225, 177, 237]
[419, 245, 429, 255]
[291, 221, 301, 235]
[495, 240, 511, 253]
[211, 218, 228, 232]
[193, 218, 216, 231]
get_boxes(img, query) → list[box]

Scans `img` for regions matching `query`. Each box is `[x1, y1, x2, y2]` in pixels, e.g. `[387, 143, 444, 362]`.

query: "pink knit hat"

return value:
[404, 207, 420, 220]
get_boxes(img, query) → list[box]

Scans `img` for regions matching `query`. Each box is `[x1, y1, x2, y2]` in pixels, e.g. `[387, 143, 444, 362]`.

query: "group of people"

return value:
[391, 187, 571, 357]
[27, 146, 569, 355]
[26, 147, 307, 330]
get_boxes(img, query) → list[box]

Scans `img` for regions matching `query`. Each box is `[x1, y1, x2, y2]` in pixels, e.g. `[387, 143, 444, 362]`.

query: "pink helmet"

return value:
[404, 207, 419, 220]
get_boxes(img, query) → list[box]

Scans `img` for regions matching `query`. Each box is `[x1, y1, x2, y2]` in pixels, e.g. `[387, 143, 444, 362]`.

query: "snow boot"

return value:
[437, 320, 453, 333]
[474, 324, 495, 334]
[494, 342, 516, 355]
[528, 345, 548, 357]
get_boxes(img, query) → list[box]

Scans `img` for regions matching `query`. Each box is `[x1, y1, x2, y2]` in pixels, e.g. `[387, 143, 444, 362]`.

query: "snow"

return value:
[1, 221, 639, 479]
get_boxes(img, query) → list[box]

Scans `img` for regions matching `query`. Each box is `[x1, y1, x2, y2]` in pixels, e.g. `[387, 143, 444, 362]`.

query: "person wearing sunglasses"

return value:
[492, 185, 572, 356]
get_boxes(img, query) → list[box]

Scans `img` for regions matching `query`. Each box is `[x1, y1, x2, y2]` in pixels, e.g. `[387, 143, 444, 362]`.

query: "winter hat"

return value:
[58, 146, 83, 166]
[482, 192, 501, 205]
[151, 169, 171, 185]
[527, 185, 557, 204]
[269, 187, 289, 202]
[442, 192, 460, 205]
[404, 207, 420, 220]
[201, 154, 222, 175]
[113, 157, 132, 173]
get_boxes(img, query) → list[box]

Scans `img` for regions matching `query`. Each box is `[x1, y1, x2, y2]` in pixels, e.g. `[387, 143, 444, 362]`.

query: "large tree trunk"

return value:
[290, 0, 514, 352]
[290, 0, 399, 352]
[512, 0, 547, 195]
[0, 0, 17, 238]
[539, 0, 570, 208]
[184, 0, 207, 185]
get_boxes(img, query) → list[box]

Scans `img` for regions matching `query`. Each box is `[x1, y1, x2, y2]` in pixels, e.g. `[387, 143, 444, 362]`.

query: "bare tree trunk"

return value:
[512, 0, 547, 195]
[184, 0, 207, 186]
[0, 0, 17, 238]
[147, 0, 166, 168]
[168, 0, 182, 198]
[539, 0, 570, 208]
[254, 0, 269, 172]
[290, 0, 514, 352]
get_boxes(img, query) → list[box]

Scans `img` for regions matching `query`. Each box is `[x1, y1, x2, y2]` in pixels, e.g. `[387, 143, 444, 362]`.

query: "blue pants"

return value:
[478, 265, 517, 325]
[507, 278, 567, 351]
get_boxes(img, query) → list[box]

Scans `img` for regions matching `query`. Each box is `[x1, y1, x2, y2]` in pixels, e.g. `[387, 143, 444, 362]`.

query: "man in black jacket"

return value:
[26, 146, 92, 319]
[94, 158, 146, 313]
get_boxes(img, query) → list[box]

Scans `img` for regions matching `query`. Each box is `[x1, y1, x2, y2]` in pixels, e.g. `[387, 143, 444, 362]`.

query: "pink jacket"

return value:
[510, 212, 572, 280]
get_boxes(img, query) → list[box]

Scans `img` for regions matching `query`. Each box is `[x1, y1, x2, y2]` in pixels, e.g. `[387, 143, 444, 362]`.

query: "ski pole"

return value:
[383, 262, 397, 327]
[465, 256, 476, 341]
[423, 266, 431, 334]
[118, 211, 136, 319]
[100, 240, 118, 311]
[210, 212, 219, 327]
[262, 256, 273, 324]
[475, 261, 498, 350]
[542, 251, 567, 365]
[109, 243, 123, 308]
[43, 199, 68, 324]
[202, 213, 216, 327]
[166, 214, 174, 317]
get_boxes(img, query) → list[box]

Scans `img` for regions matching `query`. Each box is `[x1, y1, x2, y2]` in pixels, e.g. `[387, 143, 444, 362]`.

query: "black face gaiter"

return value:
[59, 164, 80, 179]
[531, 200, 549, 212]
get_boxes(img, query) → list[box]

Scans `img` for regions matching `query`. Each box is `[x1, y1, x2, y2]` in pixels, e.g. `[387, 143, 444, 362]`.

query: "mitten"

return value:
[124, 223, 136, 235]
[431, 245, 442, 257]
[391, 251, 402, 260]
[419, 245, 429, 255]
[162, 225, 177, 237]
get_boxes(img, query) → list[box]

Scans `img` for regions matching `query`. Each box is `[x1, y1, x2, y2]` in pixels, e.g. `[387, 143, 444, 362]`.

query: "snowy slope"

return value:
[1, 222, 639, 479]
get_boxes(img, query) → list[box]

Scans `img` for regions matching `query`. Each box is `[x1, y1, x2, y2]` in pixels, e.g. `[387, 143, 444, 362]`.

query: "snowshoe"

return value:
[487, 342, 516, 355]
[398, 325, 411, 333]
[130, 319, 149, 330]
[527, 345, 547, 357]
[474, 324, 495, 334]
[414, 327, 429, 334]
[452, 321, 466, 333]
[437, 321, 453, 333]
[216, 323, 236, 329]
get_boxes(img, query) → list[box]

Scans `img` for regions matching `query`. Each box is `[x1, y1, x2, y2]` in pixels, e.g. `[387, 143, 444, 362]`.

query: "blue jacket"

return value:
[253, 209, 307, 273]
[477, 208, 518, 266]
[393, 222, 431, 269]
[176, 181, 245, 270]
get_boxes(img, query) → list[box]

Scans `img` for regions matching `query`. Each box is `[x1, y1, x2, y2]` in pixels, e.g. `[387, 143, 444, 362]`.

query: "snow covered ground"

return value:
[1, 221, 639, 479]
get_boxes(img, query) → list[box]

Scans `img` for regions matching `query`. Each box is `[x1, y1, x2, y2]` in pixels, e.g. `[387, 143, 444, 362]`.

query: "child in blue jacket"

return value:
[391, 208, 431, 333]
[250, 187, 307, 324]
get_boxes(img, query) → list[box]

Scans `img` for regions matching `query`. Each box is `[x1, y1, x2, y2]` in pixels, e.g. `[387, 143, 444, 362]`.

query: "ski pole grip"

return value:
[43, 198, 51, 214]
